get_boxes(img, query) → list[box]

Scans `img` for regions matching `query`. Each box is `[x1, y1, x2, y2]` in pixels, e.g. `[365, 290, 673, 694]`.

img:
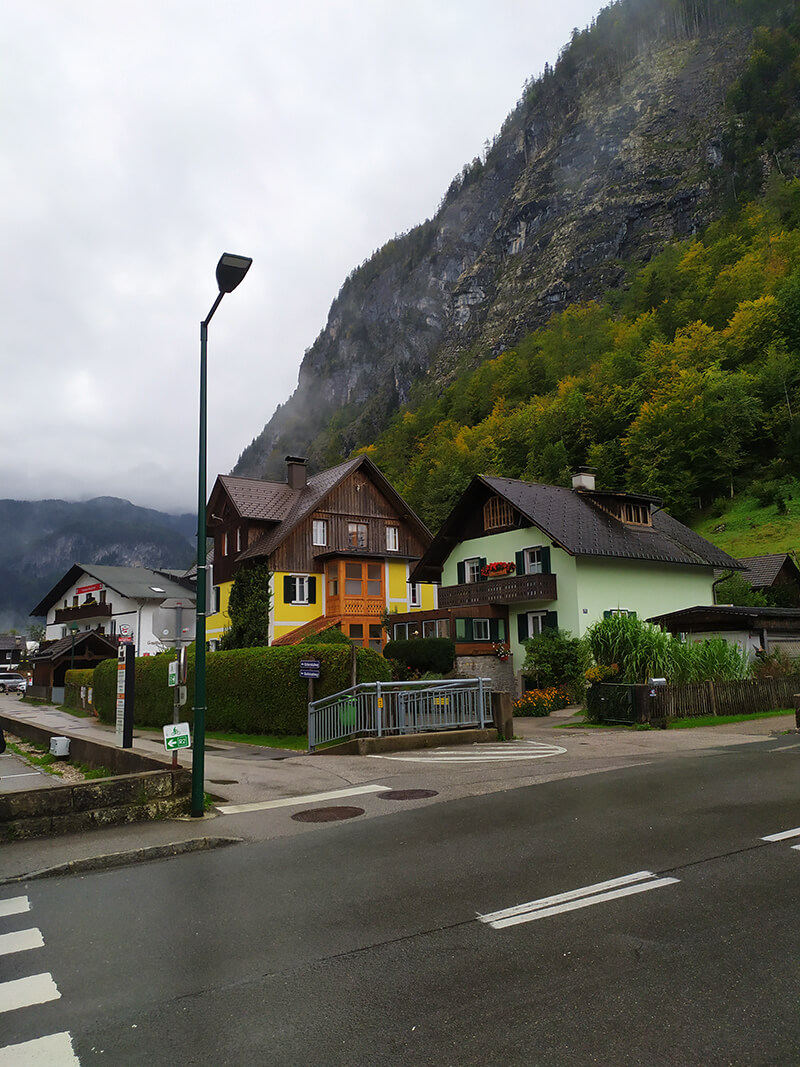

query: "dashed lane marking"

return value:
[368, 740, 567, 763]
[478, 870, 681, 929]
[217, 783, 391, 815]
[762, 827, 800, 842]
[0, 896, 30, 918]
[0, 1031, 80, 1065]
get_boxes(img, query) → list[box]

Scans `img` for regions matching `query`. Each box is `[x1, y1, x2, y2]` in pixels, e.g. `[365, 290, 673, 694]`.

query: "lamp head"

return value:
[216, 253, 252, 294]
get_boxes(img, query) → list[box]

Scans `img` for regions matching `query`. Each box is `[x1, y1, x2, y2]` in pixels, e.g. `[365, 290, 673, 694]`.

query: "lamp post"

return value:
[192, 252, 252, 818]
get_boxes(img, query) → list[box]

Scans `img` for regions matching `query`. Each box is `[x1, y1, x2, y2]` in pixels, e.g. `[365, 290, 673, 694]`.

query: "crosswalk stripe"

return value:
[370, 741, 567, 763]
[0, 896, 30, 918]
[0, 928, 44, 956]
[0, 1031, 79, 1065]
[0, 974, 61, 1014]
[762, 827, 800, 842]
[217, 783, 390, 815]
[478, 870, 680, 929]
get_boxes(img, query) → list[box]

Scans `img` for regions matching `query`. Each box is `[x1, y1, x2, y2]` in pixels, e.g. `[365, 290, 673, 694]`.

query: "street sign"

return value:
[168, 660, 178, 687]
[163, 722, 191, 751]
[300, 658, 321, 679]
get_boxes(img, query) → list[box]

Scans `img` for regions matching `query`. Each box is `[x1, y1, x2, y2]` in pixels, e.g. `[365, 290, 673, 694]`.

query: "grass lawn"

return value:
[130, 724, 307, 751]
[558, 709, 793, 729]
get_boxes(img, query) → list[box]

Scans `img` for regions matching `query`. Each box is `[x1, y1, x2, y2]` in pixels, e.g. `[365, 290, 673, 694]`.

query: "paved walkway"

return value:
[1, 694, 796, 884]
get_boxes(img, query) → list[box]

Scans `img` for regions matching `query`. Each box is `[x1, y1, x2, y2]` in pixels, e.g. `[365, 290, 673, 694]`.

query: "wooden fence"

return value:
[588, 676, 800, 725]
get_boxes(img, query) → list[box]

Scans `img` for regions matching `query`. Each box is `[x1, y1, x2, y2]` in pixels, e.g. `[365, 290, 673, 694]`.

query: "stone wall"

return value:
[455, 655, 517, 694]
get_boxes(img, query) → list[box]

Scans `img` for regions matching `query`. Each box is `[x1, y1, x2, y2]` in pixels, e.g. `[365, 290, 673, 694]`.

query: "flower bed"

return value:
[513, 685, 571, 717]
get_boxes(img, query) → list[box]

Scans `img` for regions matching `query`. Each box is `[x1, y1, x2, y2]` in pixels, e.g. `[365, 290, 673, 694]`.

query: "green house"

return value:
[391, 468, 742, 686]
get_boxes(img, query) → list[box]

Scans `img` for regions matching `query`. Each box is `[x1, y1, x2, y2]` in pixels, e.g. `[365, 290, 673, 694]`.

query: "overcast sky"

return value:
[3, 0, 604, 515]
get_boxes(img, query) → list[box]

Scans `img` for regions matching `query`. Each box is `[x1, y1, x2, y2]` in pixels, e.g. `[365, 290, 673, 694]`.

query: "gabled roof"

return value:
[30, 565, 196, 617]
[648, 604, 800, 630]
[412, 475, 742, 582]
[738, 554, 800, 588]
[216, 455, 431, 564]
[0, 635, 25, 653]
[33, 630, 119, 662]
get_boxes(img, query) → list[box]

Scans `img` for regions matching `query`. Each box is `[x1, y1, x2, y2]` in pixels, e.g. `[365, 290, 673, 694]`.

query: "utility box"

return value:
[50, 736, 70, 757]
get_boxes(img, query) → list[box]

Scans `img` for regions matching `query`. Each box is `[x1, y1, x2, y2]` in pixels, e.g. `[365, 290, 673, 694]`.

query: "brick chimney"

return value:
[572, 466, 596, 491]
[286, 455, 308, 490]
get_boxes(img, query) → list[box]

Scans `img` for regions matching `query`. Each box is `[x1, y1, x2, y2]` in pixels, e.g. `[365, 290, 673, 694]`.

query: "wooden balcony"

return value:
[437, 572, 557, 608]
[54, 603, 112, 624]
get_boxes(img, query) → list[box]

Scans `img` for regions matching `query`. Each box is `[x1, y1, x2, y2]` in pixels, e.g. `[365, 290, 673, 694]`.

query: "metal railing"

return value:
[308, 678, 493, 752]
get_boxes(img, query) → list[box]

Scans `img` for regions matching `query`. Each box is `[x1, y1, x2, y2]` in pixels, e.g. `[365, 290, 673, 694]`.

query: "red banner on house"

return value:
[77, 583, 102, 594]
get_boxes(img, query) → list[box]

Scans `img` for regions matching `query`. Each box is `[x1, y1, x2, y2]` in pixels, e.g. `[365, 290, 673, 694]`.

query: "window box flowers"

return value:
[481, 561, 516, 578]
[493, 643, 511, 661]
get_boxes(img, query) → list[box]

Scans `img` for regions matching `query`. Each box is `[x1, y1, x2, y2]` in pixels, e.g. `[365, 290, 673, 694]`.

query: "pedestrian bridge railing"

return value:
[308, 678, 493, 752]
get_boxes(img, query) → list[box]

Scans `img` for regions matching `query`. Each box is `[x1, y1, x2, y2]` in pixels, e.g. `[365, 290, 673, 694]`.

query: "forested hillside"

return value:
[362, 179, 800, 530]
[234, 0, 800, 501]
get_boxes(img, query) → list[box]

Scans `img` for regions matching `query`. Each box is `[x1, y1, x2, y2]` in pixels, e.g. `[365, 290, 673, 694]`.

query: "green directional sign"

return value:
[163, 722, 191, 751]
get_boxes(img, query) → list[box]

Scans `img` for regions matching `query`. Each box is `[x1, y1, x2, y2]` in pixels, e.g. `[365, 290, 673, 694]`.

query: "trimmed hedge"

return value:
[63, 669, 96, 711]
[383, 638, 455, 674]
[92, 644, 391, 736]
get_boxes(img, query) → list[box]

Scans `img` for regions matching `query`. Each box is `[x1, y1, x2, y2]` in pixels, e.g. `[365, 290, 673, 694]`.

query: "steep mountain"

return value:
[0, 498, 195, 630]
[234, 0, 799, 483]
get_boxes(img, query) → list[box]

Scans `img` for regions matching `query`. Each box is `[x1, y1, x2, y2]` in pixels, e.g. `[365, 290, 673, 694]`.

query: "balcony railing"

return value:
[438, 572, 557, 609]
[54, 604, 112, 624]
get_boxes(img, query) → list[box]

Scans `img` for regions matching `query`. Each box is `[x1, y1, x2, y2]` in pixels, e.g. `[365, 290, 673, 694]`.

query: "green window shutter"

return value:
[517, 614, 529, 642]
[308, 576, 317, 604]
[283, 576, 294, 603]
[489, 618, 500, 641]
[464, 618, 474, 640]
[455, 618, 466, 640]
[543, 610, 558, 630]
[479, 557, 488, 582]
[515, 550, 525, 575]
[541, 546, 551, 574]
[603, 610, 612, 619]
[497, 619, 506, 642]
[457, 561, 466, 585]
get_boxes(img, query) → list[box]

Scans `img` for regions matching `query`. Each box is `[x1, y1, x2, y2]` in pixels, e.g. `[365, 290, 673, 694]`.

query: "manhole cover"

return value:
[378, 789, 439, 801]
[209, 779, 238, 785]
[291, 806, 365, 823]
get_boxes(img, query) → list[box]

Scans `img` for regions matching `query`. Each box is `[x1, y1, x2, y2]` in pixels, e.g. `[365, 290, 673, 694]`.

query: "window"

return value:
[483, 496, 514, 530]
[369, 624, 383, 652]
[327, 562, 339, 597]
[236, 528, 243, 552]
[409, 582, 421, 607]
[99, 590, 107, 604]
[345, 563, 362, 595]
[348, 522, 368, 549]
[465, 558, 482, 584]
[524, 547, 542, 575]
[367, 564, 382, 597]
[421, 619, 450, 639]
[313, 519, 327, 546]
[473, 618, 491, 641]
[393, 622, 409, 640]
[284, 575, 316, 605]
[621, 502, 651, 525]
[527, 612, 545, 636]
[72, 595, 78, 607]
[603, 608, 636, 619]
[222, 531, 229, 556]
[386, 525, 399, 552]
[348, 623, 363, 645]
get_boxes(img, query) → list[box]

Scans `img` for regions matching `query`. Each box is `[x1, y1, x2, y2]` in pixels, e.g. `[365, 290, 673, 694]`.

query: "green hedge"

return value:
[383, 638, 455, 674]
[63, 669, 96, 710]
[92, 644, 391, 735]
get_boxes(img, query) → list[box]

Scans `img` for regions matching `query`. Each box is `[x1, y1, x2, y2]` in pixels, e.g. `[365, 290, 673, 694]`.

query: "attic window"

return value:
[620, 502, 652, 526]
[484, 496, 514, 530]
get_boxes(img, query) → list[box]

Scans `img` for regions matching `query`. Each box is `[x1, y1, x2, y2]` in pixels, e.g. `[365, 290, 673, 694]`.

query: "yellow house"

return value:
[205, 455, 433, 650]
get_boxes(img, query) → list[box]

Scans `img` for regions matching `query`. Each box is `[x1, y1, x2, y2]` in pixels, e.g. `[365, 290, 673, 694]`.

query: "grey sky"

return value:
[3, 0, 603, 514]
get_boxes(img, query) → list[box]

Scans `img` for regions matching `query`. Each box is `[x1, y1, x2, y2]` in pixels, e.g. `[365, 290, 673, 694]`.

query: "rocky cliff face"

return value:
[232, 5, 760, 481]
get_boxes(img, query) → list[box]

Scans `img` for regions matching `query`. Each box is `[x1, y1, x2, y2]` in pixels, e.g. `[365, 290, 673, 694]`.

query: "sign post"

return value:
[300, 658, 321, 704]
[115, 643, 135, 748]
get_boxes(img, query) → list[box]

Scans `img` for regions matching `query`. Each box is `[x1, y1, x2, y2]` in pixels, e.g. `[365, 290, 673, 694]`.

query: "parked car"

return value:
[0, 672, 26, 693]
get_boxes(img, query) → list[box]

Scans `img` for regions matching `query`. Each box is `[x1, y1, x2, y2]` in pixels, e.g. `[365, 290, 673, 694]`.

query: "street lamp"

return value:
[192, 252, 252, 818]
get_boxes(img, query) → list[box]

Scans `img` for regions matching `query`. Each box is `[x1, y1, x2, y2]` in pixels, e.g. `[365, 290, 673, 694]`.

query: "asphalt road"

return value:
[2, 739, 800, 1065]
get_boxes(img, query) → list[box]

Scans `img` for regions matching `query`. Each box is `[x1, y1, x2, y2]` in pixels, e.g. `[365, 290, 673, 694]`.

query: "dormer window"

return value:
[595, 497, 653, 527]
[484, 496, 514, 531]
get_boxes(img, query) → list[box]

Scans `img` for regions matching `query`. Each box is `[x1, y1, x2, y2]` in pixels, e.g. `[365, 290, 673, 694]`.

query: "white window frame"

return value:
[527, 612, 545, 636]
[409, 582, 421, 607]
[313, 519, 327, 547]
[473, 618, 491, 641]
[290, 575, 311, 605]
[464, 557, 482, 584]
[386, 525, 399, 552]
[523, 547, 543, 575]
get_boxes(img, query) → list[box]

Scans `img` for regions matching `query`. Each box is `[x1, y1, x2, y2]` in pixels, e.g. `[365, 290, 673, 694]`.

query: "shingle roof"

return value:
[737, 554, 798, 588]
[413, 475, 742, 580]
[216, 475, 299, 521]
[30, 565, 196, 617]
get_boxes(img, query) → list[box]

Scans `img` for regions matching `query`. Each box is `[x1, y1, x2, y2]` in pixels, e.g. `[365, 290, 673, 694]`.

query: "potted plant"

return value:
[481, 561, 516, 578]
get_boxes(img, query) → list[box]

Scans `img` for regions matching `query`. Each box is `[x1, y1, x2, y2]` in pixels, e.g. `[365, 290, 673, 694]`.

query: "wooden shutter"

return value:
[543, 611, 558, 630]
[479, 557, 488, 581]
[517, 614, 529, 642]
[283, 576, 294, 603]
[515, 550, 525, 576]
[541, 547, 551, 574]
[308, 576, 317, 604]
[457, 561, 466, 585]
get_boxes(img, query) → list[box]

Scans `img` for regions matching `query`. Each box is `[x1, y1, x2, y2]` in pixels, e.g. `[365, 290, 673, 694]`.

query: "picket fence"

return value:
[589, 676, 800, 725]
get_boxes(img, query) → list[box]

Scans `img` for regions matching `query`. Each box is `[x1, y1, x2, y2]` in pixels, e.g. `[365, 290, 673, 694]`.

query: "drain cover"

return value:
[378, 789, 439, 801]
[291, 806, 365, 823]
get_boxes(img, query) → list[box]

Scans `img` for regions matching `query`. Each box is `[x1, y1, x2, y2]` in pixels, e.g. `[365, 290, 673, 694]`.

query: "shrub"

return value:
[382, 638, 455, 675]
[300, 626, 350, 645]
[63, 668, 96, 710]
[522, 628, 589, 698]
[92, 644, 391, 736]
[514, 686, 571, 716]
[752, 646, 800, 677]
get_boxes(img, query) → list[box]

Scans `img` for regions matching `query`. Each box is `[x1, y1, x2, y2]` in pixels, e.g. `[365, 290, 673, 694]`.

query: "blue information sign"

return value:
[300, 659, 321, 679]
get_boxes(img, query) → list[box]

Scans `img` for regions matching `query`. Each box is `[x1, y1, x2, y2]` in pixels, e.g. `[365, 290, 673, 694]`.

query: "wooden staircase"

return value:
[271, 615, 346, 646]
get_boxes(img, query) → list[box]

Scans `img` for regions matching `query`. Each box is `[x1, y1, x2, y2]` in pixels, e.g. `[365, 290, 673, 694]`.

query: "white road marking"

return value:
[0, 973, 61, 1014]
[0, 896, 30, 918]
[369, 741, 567, 763]
[478, 870, 680, 929]
[0, 928, 44, 956]
[0, 1031, 79, 1065]
[762, 827, 800, 842]
[217, 783, 391, 815]
[0, 772, 44, 780]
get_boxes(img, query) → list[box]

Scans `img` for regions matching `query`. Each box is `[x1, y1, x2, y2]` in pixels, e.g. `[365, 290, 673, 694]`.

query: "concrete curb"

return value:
[0, 835, 243, 886]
